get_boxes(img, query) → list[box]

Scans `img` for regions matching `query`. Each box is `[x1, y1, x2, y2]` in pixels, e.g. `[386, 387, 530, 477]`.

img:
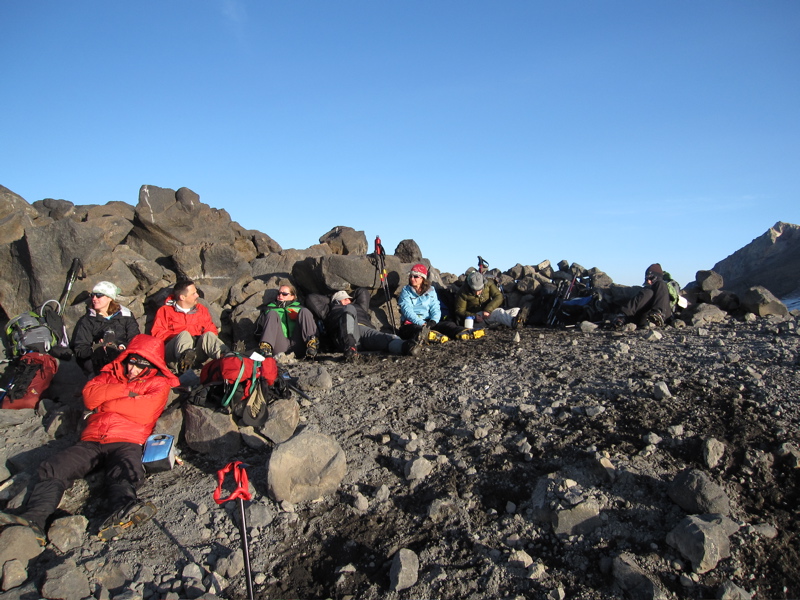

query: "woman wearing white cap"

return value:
[70, 281, 140, 378]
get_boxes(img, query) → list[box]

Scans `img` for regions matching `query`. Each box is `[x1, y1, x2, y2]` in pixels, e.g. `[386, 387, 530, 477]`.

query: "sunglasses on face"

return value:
[126, 356, 152, 368]
[90, 293, 106, 299]
[410, 275, 422, 279]
[277, 291, 292, 297]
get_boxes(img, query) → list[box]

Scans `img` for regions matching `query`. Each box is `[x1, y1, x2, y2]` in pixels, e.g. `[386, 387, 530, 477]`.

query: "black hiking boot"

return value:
[512, 305, 530, 330]
[305, 337, 319, 360]
[646, 309, 665, 328]
[402, 340, 422, 357]
[98, 501, 157, 542]
[178, 349, 197, 373]
[344, 346, 359, 363]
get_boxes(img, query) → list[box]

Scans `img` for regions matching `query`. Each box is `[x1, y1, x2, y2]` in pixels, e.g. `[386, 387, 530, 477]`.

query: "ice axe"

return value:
[477, 256, 489, 274]
[58, 258, 85, 316]
[213, 461, 255, 600]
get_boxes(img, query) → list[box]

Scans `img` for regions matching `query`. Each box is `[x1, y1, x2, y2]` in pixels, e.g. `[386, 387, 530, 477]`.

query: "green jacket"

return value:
[454, 279, 504, 318]
[263, 300, 302, 338]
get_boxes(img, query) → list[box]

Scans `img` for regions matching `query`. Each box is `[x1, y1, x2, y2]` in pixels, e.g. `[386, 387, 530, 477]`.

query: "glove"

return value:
[426, 320, 437, 327]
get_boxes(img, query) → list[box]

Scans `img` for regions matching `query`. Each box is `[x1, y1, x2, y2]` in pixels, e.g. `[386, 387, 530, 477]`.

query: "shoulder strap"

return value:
[220, 359, 247, 408]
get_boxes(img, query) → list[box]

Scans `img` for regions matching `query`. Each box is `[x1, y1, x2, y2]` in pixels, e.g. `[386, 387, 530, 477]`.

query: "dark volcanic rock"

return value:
[712, 221, 800, 300]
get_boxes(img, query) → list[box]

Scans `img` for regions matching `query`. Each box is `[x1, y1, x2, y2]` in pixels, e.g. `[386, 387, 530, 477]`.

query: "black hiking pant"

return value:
[398, 321, 466, 341]
[22, 441, 144, 530]
[620, 279, 672, 326]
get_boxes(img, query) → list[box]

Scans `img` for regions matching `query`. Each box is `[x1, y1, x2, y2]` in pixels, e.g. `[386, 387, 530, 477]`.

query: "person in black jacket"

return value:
[71, 281, 140, 378]
[613, 263, 673, 328]
[307, 288, 419, 362]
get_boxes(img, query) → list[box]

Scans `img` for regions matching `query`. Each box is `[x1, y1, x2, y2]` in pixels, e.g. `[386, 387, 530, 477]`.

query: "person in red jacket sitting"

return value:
[0, 335, 179, 544]
[151, 279, 229, 373]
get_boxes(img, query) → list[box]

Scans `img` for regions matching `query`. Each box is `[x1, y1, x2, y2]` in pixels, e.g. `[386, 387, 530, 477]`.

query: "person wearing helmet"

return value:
[0, 335, 179, 544]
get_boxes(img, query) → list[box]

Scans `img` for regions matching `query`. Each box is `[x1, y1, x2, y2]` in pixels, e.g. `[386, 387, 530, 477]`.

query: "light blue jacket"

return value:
[398, 285, 441, 326]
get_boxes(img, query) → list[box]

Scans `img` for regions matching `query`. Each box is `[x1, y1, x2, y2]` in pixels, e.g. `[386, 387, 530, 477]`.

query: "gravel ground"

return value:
[2, 314, 799, 600]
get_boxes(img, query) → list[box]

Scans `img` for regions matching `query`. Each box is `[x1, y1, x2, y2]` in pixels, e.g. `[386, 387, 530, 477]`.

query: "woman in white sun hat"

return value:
[70, 281, 140, 378]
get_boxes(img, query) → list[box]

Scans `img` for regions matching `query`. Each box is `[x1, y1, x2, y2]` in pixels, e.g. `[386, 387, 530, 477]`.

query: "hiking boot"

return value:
[305, 337, 319, 360]
[98, 500, 157, 542]
[646, 309, 665, 328]
[258, 342, 274, 358]
[427, 330, 448, 344]
[611, 315, 626, 329]
[456, 329, 485, 341]
[512, 306, 530, 330]
[0, 512, 46, 547]
[402, 340, 422, 357]
[178, 348, 197, 373]
[344, 346, 359, 363]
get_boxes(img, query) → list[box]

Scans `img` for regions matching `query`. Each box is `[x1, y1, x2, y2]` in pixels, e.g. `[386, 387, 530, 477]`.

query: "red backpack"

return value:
[1, 352, 59, 410]
[199, 354, 278, 409]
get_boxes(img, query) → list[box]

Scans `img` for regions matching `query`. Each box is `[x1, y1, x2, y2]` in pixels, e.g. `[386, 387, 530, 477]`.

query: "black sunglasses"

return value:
[90, 292, 106, 299]
[126, 356, 152, 368]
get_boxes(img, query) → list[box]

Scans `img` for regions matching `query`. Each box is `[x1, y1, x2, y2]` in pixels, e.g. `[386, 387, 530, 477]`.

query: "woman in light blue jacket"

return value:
[398, 264, 467, 345]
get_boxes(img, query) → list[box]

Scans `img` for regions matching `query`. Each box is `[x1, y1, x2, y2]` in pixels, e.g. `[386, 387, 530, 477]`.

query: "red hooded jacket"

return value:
[150, 295, 218, 343]
[81, 334, 180, 445]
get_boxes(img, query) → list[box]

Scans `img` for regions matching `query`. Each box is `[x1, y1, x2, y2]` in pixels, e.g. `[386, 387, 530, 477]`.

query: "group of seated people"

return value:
[71, 260, 675, 375]
[70, 263, 497, 378]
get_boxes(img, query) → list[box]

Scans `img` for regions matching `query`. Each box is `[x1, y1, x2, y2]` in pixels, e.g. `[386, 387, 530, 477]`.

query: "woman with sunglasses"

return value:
[398, 264, 467, 345]
[256, 283, 319, 359]
[71, 281, 140, 378]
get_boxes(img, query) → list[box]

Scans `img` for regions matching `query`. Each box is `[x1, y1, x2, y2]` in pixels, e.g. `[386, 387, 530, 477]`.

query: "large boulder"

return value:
[133, 185, 237, 255]
[267, 431, 347, 503]
[292, 254, 402, 295]
[741, 286, 789, 318]
[319, 226, 367, 255]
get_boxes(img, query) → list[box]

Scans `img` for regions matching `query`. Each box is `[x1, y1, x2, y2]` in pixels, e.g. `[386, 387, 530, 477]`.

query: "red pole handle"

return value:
[213, 461, 252, 504]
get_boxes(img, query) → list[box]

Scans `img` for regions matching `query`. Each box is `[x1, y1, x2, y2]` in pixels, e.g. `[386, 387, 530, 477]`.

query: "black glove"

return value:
[426, 320, 437, 327]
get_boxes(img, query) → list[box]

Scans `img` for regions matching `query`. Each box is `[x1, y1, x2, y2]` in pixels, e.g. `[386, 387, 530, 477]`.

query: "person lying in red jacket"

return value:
[0, 334, 179, 545]
[151, 278, 229, 373]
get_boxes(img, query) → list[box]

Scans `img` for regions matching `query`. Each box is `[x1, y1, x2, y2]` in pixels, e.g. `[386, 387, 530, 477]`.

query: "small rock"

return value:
[643, 432, 662, 445]
[508, 549, 533, 569]
[653, 381, 672, 399]
[389, 548, 419, 592]
[48, 514, 88, 553]
[353, 492, 369, 512]
[703, 438, 726, 469]
[405, 457, 433, 481]
[717, 579, 754, 599]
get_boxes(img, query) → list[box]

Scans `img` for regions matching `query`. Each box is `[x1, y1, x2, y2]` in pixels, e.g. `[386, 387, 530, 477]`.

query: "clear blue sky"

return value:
[2, 1, 798, 287]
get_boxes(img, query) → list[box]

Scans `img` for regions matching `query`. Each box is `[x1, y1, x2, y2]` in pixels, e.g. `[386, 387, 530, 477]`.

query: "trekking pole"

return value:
[374, 236, 397, 334]
[477, 256, 489, 274]
[58, 258, 85, 316]
[213, 461, 255, 600]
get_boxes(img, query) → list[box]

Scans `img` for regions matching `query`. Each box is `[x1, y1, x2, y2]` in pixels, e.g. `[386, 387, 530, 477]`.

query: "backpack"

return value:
[662, 273, 686, 311]
[0, 352, 59, 409]
[5, 300, 70, 358]
[190, 354, 281, 415]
